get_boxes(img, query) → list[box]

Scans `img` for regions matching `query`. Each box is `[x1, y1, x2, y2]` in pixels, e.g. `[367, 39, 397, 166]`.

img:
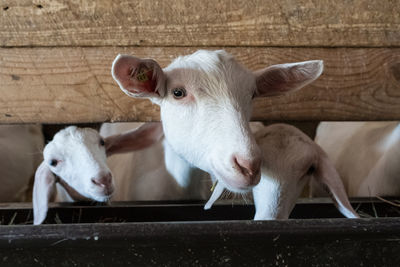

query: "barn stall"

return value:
[1, 0, 400, 266]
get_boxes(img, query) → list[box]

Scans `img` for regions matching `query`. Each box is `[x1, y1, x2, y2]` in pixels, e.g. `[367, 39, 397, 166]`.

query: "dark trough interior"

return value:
[0, 198, 400, 225]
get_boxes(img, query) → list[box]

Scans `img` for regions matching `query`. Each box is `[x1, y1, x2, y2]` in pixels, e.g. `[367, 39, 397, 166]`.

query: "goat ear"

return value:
[314, 149, 359, 218]
[255, 60, 323, 97]
[111, 54, 166, 100]
[104, 122, 163, 157]
[33, 161, 56, 225]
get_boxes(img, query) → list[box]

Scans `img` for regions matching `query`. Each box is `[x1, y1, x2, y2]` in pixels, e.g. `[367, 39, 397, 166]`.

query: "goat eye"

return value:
[100, 139, 105, 146]
[50, 159, 58, 167]
[172, 88, 186, 99]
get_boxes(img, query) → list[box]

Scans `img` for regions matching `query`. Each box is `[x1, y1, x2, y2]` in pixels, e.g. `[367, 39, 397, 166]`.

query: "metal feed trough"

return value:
[0, 199, 400, 266]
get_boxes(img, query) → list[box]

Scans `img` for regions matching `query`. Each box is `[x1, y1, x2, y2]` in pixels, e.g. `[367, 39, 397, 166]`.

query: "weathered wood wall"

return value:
[0, 0, 399, 123]
[1, 0, 399, 47]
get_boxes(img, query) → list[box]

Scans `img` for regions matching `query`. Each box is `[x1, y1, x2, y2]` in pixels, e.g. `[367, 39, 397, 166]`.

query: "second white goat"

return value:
[205, 123, 359, 220]
[33, 123, 163, 225]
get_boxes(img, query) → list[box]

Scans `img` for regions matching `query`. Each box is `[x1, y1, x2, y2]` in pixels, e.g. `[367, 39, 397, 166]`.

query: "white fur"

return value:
[160, 51, 261, 192]
[315, 121, 400, 197]
[100, 122, 211, 201]
[33, 126, 113, 225]
[0, 124, 44, 202]
[44, 126, 113, 201]
[205, 123, 359, 220]
[111, 49, 324, 193]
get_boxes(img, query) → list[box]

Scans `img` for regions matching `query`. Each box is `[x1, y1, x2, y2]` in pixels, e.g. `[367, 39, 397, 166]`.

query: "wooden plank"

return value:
[0, 219, 400, 266]
[0, 47, 400, 123]
[0, 0, 399, 47]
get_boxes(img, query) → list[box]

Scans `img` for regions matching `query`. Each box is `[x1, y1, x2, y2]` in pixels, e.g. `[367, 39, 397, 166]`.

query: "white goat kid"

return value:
[111, 50, 323, 194]
[314, 121, 400, 197]
[0, 124, 44, 202]
[205, 123, 359, 220]
[33, 123, 162, 225]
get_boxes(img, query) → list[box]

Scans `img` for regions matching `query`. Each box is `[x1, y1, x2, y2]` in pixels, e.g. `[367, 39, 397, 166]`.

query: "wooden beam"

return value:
[0, 0, 399, 47]
[0, 47, 399, 123]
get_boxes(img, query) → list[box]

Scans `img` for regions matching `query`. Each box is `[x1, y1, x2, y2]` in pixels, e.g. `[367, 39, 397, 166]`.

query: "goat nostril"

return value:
[91, 178, 106, 187]
[91, 178, 101, 186]
[234, 156, 261, 178]
[234, 157, 249, 176]
[92, 173, 113, 188]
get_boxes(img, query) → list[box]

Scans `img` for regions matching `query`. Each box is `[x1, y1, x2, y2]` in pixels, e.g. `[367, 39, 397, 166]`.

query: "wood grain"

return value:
[0, 0, 399, 47]
[0, 47, 399, 123]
